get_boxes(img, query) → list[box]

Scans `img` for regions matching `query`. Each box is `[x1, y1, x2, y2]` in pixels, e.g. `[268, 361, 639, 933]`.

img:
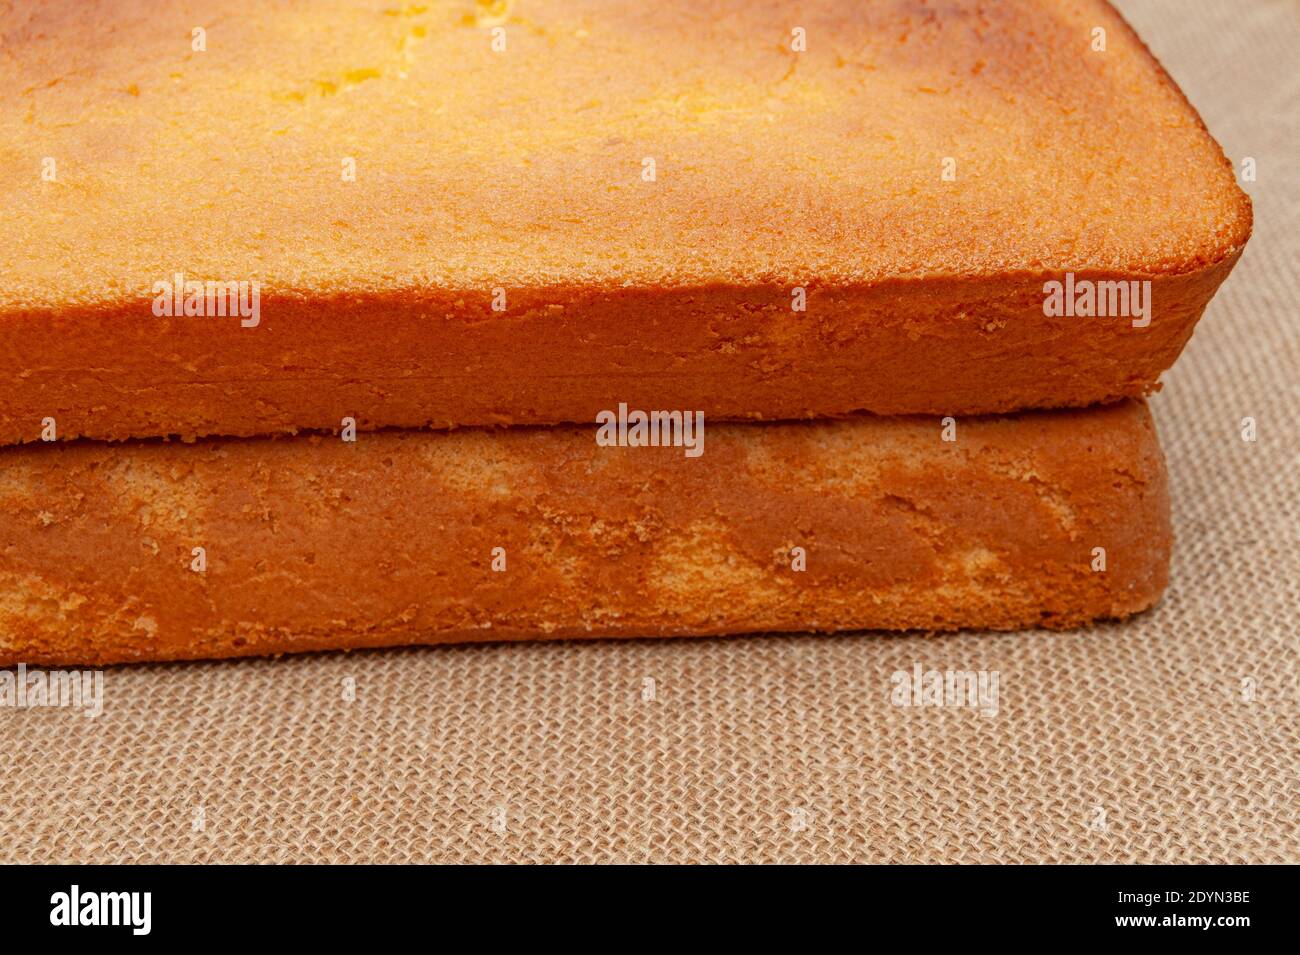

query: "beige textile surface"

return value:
[0, 0, 1296, 863]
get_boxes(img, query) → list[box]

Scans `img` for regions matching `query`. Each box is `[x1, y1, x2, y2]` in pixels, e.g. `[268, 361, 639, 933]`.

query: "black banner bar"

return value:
[0, 864, 1285, 942]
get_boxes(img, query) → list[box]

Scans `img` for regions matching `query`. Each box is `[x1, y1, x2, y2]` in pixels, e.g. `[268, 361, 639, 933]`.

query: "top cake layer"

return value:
[0, 0, 1251, 441]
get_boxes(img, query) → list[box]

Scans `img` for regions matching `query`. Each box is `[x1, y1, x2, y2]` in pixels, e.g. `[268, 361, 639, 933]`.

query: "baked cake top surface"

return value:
[0, 0, 1251, 308]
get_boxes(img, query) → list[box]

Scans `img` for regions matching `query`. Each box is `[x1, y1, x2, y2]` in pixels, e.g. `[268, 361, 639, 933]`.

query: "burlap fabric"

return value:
[1, 0, 1295, 864]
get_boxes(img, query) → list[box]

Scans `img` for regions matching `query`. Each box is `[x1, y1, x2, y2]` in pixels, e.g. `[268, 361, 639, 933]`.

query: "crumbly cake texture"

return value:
[0, 400, 1170, 666]
[0, 0, 1250, 444]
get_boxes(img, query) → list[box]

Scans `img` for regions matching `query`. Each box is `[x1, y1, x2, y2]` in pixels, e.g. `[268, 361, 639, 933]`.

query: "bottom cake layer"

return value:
[0, 401, 1170, 666]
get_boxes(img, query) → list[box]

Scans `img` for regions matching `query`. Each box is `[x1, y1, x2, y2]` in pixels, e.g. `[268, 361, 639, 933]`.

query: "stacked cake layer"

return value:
[0, 403, 1169, 666]
[0, 0, 1248, 663]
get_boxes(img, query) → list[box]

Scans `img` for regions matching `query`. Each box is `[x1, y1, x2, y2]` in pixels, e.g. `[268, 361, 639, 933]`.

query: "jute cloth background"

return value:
[1, 0, 1296, 864]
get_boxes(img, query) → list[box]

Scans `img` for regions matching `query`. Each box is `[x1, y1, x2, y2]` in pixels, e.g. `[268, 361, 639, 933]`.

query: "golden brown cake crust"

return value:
[0, 0, 1250, 442]
[0, 401, 1170, 666]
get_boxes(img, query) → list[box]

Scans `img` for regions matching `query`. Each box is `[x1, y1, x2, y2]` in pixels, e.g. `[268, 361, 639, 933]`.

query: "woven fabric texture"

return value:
[1, 0, 1296, 864]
